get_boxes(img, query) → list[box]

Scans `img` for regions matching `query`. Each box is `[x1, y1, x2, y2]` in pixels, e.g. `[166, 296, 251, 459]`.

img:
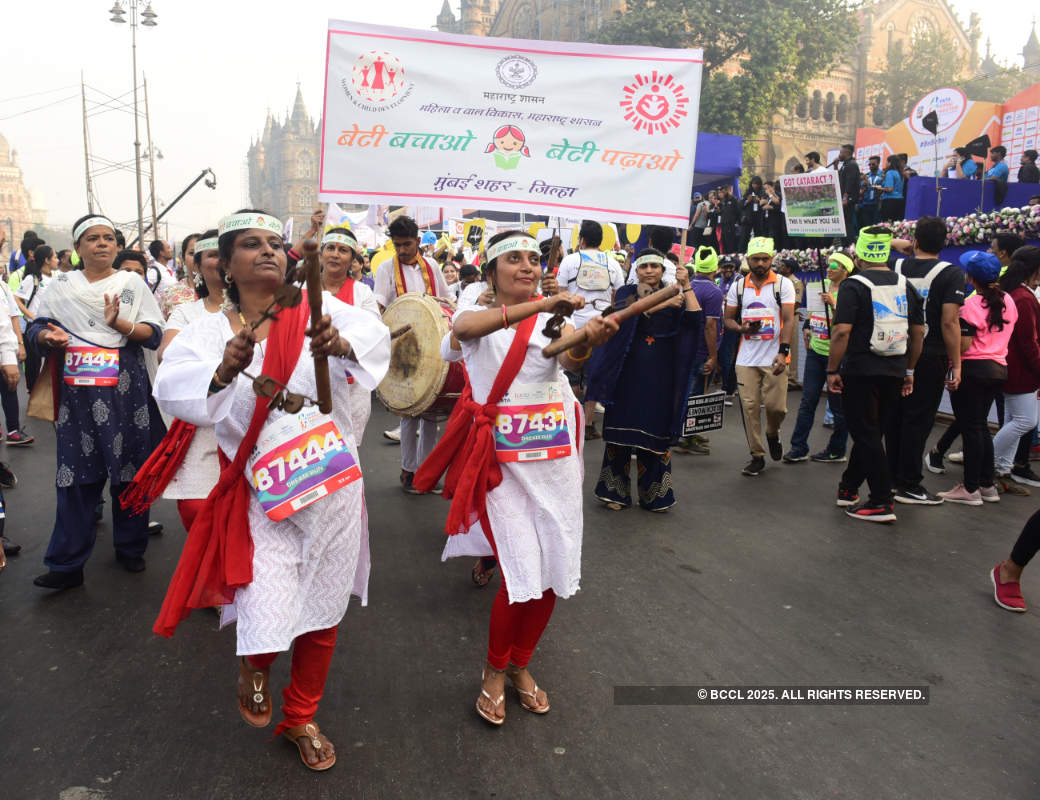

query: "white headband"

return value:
[486, 235, 540, 263]
[193, 236, 218, 254]
[218, 212, 283, 238]
[322, 231, 359, 251]
[633, 254, 665, 269]
[73, 216, 116, 242]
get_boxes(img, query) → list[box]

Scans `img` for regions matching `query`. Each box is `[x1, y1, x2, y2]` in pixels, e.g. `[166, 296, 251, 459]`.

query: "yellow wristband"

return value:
[568, 346, 592, 362]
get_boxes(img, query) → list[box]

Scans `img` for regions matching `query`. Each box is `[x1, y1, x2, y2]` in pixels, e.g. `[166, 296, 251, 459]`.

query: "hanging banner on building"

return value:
[318, 20, 703, 225]
[778, 171, 846, 237]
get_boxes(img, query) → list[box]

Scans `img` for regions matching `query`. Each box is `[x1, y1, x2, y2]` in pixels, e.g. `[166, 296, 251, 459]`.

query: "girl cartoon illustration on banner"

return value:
[485, 126, 531, 170]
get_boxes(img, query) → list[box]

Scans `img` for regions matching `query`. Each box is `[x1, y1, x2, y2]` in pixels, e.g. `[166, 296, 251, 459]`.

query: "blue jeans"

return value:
[690, 356, 707, 397]
[789, 349, 847, 456]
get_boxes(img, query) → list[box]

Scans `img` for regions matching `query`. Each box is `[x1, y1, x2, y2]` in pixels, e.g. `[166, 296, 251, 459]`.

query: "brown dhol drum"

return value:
[377, 292, 465, 420]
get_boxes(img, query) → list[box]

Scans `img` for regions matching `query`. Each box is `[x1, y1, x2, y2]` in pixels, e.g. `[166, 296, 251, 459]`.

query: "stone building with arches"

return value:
[246, 86, 321, 236]
[0, 131, 46, 246]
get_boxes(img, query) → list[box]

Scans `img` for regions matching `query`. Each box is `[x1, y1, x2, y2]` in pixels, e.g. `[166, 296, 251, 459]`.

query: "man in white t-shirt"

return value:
[147, 240, 179, 291]
[555, 220, 625, 438]
[723, 236, 796, 476]
[373, 216, 452, 493]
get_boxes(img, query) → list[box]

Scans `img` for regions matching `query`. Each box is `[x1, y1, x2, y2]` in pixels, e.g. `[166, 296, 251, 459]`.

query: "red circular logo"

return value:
[351, 51, 406, 104]
[620, 72, 689, 135]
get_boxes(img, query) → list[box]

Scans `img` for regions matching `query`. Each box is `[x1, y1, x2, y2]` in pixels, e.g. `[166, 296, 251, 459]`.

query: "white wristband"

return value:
[905, 368, 915, 376]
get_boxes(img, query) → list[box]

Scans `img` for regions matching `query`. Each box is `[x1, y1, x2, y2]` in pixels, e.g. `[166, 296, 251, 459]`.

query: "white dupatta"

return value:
[36, 270, 164, 348]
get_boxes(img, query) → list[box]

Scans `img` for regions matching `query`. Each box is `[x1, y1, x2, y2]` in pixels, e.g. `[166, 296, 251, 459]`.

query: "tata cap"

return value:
[828, 252, 854, 273]
[694, 245, 718, 273]
[746, 236, 775, 257]
[855, 228, 892, 263]
[959, 250, 1002, 283]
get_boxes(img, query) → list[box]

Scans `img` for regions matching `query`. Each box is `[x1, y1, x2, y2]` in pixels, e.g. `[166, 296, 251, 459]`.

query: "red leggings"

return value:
[484, 519, 556, 670]
[247, 626, 338, 736]
[176, 498, 207, 532]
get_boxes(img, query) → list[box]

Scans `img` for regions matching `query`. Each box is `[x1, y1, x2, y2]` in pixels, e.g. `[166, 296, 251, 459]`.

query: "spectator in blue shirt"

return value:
[859, 155, 883, 227]
[986, 146, 1010, 181]
[949, 147, 979, 179]
[880, 155, 905, 221]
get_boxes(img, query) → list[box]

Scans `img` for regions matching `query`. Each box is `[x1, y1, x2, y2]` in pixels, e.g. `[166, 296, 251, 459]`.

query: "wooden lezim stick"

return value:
[541, 284, 681, 357]
[301, 240, 333, 414]
[390, 324, 413, 340]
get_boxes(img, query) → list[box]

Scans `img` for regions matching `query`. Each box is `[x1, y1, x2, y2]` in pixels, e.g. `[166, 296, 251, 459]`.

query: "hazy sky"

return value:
[1, 0, 1035, 242]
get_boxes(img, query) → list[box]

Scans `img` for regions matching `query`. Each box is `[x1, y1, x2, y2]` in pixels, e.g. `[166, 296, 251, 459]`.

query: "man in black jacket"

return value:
[837, 144, 861, 245]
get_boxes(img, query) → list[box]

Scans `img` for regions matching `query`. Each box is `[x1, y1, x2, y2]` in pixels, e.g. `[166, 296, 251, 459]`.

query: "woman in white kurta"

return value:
[153, 211, 389, 772]
[155, 230, 225, 532]
[414, 231, 616, 726]
[318, 227, 380, 444]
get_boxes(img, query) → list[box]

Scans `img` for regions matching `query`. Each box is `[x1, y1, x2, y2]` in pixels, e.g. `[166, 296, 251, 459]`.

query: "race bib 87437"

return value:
[247, 407, 361, 521]
[63, 346, 119, 386]
[494, 383, 571, 463]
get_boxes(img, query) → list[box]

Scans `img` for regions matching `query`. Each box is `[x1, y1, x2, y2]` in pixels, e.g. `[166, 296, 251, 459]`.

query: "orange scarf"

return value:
[393, 255, 435, 297]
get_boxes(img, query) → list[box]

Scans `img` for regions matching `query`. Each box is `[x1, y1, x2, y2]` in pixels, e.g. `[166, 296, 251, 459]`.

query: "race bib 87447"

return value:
[247, 408, 361, 521]
[64, 346, 119, 386]
[494, 383, 571, 463]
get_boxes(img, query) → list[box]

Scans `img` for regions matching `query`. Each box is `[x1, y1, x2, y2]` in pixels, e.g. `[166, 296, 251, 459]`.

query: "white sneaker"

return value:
[948, 451, 964, 464]
[595, 403, 605, 414]
[383, 426, 401, 443]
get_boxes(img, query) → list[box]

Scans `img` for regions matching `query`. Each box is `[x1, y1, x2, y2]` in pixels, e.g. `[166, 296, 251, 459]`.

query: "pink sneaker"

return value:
[938, 484, 983, 506]
[979, 486, 1000, 503]
[991, 564, 1027, 612]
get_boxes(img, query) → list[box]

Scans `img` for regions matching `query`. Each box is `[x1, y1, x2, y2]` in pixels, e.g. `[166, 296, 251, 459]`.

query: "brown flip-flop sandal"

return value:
[471, 558, 497, 587]
[283, 722, 337, 771]
[237, 657, 272, 728]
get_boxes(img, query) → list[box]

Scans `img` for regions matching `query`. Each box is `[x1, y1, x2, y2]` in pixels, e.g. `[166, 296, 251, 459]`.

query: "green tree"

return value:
[597, 0, 854, 152]
[956, 67, 1034, 104]
[870, 30, 964, 125]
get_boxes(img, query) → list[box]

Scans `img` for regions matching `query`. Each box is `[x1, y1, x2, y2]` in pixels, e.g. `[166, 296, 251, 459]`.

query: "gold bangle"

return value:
[568, 346, 592, 362]
[210, 370, 229, 388]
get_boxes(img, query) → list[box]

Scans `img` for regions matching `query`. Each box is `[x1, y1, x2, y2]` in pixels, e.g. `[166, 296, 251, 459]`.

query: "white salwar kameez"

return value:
[445, 308, 584, 604]
[153, 293, 390, 654]
[332, 280, 380, 446]
[162, 299, 221, 500]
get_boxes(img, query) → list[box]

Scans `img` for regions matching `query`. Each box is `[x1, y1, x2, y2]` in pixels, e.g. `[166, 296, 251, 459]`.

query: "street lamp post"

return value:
[109, 1, 158, 251]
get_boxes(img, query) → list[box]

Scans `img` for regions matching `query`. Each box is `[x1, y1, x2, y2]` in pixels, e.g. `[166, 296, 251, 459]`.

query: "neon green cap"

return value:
[746, 236, 775, 257]
[855, 229, 892, 263]
[694, 245, 718, 273]
[828, 252, 854, 273]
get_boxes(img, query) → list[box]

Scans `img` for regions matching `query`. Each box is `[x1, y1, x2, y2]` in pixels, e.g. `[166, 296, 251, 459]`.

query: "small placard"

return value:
[682, 391, 726, 436]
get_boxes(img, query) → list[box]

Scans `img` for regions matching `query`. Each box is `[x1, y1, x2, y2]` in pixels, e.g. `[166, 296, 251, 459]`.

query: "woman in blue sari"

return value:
[586, 249, 702, 511]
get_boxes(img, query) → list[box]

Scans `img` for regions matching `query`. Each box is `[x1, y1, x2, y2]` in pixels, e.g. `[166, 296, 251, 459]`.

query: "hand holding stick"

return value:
[302, 240, 333, 413]
[542, 284, 680, 357]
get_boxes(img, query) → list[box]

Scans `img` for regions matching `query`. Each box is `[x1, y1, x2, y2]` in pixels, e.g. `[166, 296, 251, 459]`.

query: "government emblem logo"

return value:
[496, 55, 537, 90]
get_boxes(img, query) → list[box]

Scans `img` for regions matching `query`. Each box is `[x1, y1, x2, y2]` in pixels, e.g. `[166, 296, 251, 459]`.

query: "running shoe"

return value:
[894, 485, 944, 505]
[991, 564, 1027, 612]
[4, 429, 33, 447]
[766, 435, 783, 462]
[742, 456, 765, 476]
[979, 486, 1000, 503]
[0, 462, 16, 489]
[836, 487, 859, 507]
[997, 473, 1031, 496]
[1, 536, 20, 555]
[811, 451, 847, 463]
[947, 451, 964, 464]
[937, 484, 983, 506]
[782, 450, 809, 463]
[845, 502, 896, 523]
[924, 449, 945, 474]
[1010, 465, 1040, 487]
[400, 470, 421, 494]
[383, 426, 401, 443]
[723, 396, 734, 407]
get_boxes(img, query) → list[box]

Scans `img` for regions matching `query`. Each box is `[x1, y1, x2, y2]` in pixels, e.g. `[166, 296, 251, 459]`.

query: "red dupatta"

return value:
[413, 314, 536, 535]
[335, 278, 355, 305]
[153, 300, 309, 638]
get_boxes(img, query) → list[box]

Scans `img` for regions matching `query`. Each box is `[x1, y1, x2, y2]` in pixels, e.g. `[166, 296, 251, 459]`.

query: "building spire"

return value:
[1024, 18, 1040, 68]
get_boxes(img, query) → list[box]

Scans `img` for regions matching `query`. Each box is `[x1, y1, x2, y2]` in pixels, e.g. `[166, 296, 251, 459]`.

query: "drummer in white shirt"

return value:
[373, 216, 452, 494]
[555, 220, 625, 439]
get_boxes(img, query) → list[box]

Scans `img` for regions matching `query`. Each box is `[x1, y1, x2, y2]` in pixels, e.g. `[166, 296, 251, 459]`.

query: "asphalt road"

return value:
[1, 395, 1038, 799]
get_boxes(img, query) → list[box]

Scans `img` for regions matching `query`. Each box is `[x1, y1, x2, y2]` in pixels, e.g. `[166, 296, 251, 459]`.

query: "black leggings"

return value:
[949, 373, 1002, 492]
[1011, 509, 1040, 568]
[0, 379, 18, 433]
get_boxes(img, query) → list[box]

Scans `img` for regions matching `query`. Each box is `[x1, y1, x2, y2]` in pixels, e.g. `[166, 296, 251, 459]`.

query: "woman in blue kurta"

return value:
[29, 214, 166, 590]
[586, 249, 702, 511]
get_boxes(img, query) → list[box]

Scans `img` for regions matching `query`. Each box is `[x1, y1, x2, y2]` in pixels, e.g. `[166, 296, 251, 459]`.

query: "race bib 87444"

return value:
[494, 383, 571, 463]
[247, 408, 361, 521]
